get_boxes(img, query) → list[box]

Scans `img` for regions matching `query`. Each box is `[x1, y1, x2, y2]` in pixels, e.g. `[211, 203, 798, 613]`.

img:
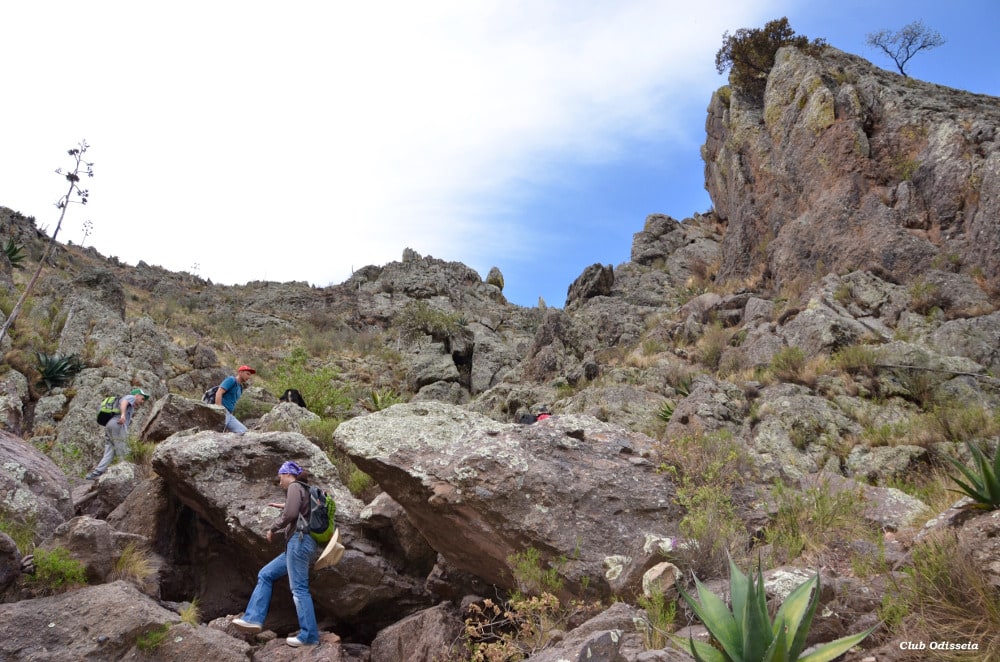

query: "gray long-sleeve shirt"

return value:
[269, 481, 309, 541]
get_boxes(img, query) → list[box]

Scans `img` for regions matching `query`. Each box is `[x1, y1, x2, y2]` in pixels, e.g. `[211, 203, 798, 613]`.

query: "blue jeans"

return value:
[224, 410, 248, 435]
[241, 532, 318, 643]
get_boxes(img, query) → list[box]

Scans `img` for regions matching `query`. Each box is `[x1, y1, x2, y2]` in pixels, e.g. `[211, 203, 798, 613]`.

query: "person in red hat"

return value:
[214, 364, 256, 434]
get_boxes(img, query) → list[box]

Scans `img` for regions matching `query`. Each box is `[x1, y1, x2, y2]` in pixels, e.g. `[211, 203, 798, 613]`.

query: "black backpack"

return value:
[96, 396, 120, 425]
[202, 385, 220, 404]
[294, 481, 336, 544]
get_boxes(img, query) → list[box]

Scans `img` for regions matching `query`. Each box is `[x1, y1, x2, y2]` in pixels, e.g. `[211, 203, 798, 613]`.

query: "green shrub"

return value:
[930, 401, 1000, 444]
[270, 347, 353, 418]
[696, 322, 730, 371]
[945, 440, 1000, 509]
[657, 431, 756, 576]
[346, 467, 374, 497]
[509, 546, 565, 596]
[832, 344, 877, 377]
[770, 346, 806, 382]
[715, 17, 825, 100]
[0, 515, 36, 552]
[302, 418, 340, 454]
[637, 590, 677, 650]
[909, 278, 947, 315]
[395, 300, 465, 342]
[28, 547, 87, 591]
[126, 437, 156, 469]
[766, 479, 871, 562]
[674, 558, 874, 661]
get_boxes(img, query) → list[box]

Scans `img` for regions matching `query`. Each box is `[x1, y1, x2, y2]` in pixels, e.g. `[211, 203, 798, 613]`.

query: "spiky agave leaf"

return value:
[796, 625, 876, 662]
[771, 571, 820, 660]
[3, 238, 25, 269]
[675, 562, 875, 662]
[945, 442, 1000, 509]
[676, 573, 741, 662]
[740, 564, 772, 662]
[34, 352, 84, 392]
[969, 442, 1000, 506]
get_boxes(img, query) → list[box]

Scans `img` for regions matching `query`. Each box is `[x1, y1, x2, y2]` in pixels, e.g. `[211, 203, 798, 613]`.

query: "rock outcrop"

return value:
[336, 401, 682, 600]
[705, 46, 1000, 292]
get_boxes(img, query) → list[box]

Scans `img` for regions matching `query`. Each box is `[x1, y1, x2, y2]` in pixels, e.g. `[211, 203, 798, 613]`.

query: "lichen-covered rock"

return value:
[140, 393, 228, 441]
[0, 581, 183, 660]
[369, 602, 463, 662]
[706, 45, 1000, 294]
[0, 430, 73, 545]
[151, 430, 431, 629]
[336, 401, 683, 600]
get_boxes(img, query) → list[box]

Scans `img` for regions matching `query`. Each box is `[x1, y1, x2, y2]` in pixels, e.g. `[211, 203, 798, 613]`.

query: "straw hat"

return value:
[315, 528, 345, 569]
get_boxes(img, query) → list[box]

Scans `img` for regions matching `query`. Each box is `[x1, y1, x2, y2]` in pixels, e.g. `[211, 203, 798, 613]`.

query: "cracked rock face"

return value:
[336, 401, 684, 600]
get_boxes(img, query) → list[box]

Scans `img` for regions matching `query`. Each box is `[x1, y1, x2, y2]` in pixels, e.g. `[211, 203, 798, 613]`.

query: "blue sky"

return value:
[0, 2, 997, 309]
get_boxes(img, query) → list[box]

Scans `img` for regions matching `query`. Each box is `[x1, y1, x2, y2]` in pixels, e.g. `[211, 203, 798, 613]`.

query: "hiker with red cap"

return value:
[215, 364, 256, 435]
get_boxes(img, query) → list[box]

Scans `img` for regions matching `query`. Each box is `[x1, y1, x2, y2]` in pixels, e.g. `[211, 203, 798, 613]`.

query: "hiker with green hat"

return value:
[85, 387, 151, 480]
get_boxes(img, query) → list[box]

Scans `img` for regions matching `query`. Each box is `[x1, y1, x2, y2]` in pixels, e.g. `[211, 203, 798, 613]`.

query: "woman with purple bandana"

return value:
[232, 461, 320, 647]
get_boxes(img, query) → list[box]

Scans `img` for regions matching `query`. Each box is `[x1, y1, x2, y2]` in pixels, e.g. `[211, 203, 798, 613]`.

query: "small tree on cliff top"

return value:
[0, 141, 93, 345]
[715, 17, 825, 101]
[866, 20, 945, 77]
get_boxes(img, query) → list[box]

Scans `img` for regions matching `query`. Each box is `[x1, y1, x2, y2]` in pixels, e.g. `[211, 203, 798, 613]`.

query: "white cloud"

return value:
[0, 1, 779, 288]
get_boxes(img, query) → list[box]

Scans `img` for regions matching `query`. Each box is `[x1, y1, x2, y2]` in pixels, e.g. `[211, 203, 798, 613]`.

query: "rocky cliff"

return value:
[706, 46, 1000, 291]
[1, 42, 1000, 661]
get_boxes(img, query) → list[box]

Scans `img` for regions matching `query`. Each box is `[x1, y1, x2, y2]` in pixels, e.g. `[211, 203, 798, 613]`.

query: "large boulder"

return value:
[151, 430, 433, 630]
[0, 369, 29, 436]
[0, 581, 184, 660]
[526, 601, 647, 662]
[0, 429, 73, 544]
[41, 515, 158, 591]
[139, 393, 227, 441]
[369, 602, 464, 662]
[256, 400, 321, 433]
[0, 531, 22, 593]
[336, 401, 684, 600]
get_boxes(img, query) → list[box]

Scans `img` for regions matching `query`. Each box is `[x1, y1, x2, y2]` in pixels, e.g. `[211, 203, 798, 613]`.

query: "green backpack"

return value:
[96, 396, 120, 425]
[294, 481, 337, 544]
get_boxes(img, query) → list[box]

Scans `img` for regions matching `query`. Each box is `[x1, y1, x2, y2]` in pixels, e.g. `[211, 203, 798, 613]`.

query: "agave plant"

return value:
[674, 558, 874, 662]
[945, 440, 1000, 510]
[3, 238, 25, 269]
[367, 387, 404, 412]
[35, 352, 85, 392]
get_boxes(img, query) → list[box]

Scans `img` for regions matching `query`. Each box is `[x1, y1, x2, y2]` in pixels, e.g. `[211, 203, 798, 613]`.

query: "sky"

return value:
[1, 2, 998, 309]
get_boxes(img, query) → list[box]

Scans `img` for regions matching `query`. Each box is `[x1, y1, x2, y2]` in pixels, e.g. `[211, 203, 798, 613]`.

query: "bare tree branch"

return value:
[866, 20, 945, 77]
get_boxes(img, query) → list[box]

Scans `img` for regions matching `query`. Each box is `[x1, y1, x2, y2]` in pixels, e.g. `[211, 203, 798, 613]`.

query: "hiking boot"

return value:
[85, 471, 102, 480]
[231, 618, 262, 633]
[286, 636, 317, 647]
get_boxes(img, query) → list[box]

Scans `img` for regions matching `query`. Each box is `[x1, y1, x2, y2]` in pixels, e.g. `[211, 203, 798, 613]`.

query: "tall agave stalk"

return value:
[674, 557, 874, 662]
[0, 142, 93, 345]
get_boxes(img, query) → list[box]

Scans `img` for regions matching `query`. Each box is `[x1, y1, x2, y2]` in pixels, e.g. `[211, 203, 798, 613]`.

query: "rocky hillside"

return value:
[1, 43, 1000, 661]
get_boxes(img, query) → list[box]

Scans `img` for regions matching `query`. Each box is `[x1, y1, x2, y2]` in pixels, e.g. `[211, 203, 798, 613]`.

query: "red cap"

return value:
[238, 365, 256, 374]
